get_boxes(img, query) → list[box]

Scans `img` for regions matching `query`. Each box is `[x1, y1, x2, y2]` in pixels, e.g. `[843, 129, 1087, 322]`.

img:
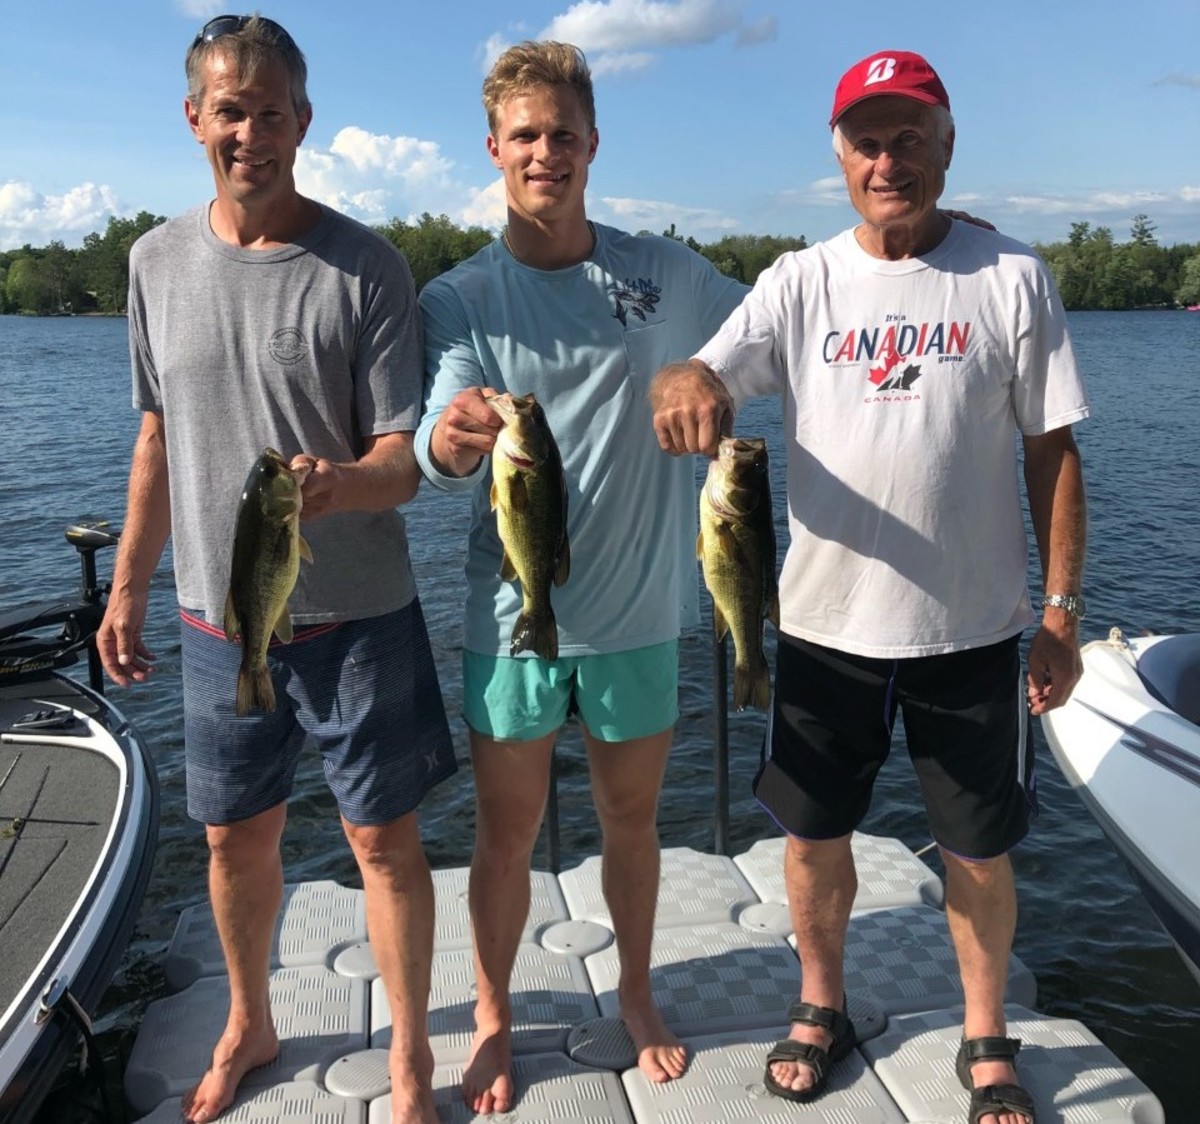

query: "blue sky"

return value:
[2, 0, 1197, 252]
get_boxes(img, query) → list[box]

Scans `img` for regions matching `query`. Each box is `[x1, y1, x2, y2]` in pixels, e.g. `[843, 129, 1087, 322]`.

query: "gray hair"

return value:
[832, 104, 953, 158]
[185, 15, 310, 117]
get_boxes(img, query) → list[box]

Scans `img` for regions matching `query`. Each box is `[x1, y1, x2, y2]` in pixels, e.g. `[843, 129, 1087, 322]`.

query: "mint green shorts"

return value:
[462, 641, 679, 743]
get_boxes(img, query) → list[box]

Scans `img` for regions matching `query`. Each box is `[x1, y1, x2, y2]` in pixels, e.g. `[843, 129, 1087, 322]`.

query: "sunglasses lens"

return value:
[195, 14, 295, 48]
[198, 15, 245, 43]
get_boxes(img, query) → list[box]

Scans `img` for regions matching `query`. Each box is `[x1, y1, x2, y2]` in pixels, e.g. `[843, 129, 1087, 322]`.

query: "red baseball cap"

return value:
[829, 50, 950, 127]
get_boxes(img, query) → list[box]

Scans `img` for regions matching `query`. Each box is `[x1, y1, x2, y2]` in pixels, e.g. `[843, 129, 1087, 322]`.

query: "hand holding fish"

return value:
[650, 360, 734, 457]
[431, 386, 506, 477]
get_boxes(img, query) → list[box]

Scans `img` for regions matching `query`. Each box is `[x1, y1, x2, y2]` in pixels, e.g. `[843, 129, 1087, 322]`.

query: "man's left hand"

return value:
[1025, 621, 1083, 715]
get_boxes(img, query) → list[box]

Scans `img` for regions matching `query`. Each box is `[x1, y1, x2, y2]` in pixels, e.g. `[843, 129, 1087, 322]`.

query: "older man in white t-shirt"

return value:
[651, 49, 1088, 1124]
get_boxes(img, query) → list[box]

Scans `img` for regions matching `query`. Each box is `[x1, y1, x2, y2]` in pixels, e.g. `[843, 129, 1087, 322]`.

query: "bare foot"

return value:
[389, 1041, 438, 1124]
[621, 999, 687, 1082]
[767, 1019, 831, 1099]
[462, 1022, 513, 1115]
[180, 1023, 279, 1123]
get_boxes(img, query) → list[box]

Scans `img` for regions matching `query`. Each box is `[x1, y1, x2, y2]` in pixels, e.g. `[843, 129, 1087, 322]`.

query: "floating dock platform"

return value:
[124, 833, 1164, 1122]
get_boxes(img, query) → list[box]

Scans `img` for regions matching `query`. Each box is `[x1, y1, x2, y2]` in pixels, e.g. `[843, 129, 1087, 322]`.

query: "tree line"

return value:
[2, 210, 1197, 316]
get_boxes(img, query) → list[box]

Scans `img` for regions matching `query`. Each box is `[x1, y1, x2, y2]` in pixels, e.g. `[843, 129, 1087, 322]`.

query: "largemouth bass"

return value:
[489, 392, 570, 660]
[224, 448, 313, 715]
[699, 436, 779, 711]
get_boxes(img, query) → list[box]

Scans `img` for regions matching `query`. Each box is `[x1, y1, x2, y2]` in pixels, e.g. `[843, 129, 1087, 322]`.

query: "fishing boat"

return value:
[0, 525, 159, 1124]
[1041, 628, 1200, 985]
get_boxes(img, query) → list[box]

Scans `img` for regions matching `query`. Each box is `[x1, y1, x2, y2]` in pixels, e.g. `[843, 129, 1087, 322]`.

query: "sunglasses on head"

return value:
[193, 14, 296, 48]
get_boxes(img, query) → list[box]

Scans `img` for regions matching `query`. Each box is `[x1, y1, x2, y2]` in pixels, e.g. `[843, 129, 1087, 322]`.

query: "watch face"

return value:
[1045, 594, 1085, 618]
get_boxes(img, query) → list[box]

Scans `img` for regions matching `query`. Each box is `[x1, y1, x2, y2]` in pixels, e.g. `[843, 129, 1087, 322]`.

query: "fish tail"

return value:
[511, 608, 559, 661]
[733, 653, 771, 712]
[236, 662, 276, 716]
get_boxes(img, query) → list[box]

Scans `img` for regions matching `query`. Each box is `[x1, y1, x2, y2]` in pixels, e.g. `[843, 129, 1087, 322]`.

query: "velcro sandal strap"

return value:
[785, 1000, 849, 1036]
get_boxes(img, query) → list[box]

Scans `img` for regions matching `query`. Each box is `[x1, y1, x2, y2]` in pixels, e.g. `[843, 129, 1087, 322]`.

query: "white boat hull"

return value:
[1041, 630, 1200, 984]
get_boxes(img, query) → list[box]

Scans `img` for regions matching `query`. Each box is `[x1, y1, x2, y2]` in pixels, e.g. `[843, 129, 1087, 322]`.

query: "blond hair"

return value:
[483, 41, 595, 134]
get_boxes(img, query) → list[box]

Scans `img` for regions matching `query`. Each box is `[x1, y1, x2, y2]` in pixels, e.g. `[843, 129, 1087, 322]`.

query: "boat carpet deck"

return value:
[125, 834, 1164, 1123]
[0, 693, 119, 1020]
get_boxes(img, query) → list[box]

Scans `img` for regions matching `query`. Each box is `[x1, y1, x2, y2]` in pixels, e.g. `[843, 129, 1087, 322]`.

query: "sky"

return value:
[2, 0, 1198, 253]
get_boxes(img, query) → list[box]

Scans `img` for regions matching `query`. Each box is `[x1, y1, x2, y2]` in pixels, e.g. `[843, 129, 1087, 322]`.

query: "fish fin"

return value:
[696, 530, 705, 560]
[712, 603, 729, 641]
[509, 474, 528, 514]
[499, 550, 517, 582]
[236, 664, 276, 716]
[554, 535, 570, 587]
[298, 535, 314, 563]
[273, 607, 294, 644]
[223, 592, 240, 642]
[733, 654, 771, 712]
[511, 609, 558, 661]
[490, 480, 499, 511]
[712, 522, 745, 565]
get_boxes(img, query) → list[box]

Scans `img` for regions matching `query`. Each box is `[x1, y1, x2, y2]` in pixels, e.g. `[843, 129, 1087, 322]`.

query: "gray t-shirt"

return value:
[128, 202, 420, 626]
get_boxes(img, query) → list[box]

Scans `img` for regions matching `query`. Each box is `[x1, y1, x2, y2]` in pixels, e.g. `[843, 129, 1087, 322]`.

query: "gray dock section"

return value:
[126, 834, 1164, 1122]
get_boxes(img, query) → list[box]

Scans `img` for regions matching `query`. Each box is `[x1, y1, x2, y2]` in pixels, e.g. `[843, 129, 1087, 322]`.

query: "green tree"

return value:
[1177, 254, 1200, 306]
[79, 211, 166, 313]
[6, 253, 55, 314]
[376, 213, 494, 291]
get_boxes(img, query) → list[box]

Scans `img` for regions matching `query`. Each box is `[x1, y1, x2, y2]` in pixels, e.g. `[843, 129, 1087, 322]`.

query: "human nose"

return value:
[234, 115, 261, 146]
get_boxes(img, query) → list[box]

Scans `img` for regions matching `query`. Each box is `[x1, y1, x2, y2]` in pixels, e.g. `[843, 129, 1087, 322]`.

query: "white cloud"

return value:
[1154, 72, 1200, 89]
[461, 178, 508, 230]
[543, 0, 742, 50]
[174, 0, 224, 20]
[772, 177, 846, 207]
[591, 51, 657, 76]
[598, 194, 739, 233]
[295, 127, 478, 227]
[1004, 189, 1182, 215]
[479, 32, 513, 73]
[0, 180, 127, 250]
[482, 0, 773, 79]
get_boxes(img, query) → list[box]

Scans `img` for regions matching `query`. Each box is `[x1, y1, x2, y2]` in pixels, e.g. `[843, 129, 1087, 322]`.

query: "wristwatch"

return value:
[1042, 593, 1086, 620]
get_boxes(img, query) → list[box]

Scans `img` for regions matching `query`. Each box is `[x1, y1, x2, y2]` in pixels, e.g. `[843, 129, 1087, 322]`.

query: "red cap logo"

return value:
[830, 51, 950, 127]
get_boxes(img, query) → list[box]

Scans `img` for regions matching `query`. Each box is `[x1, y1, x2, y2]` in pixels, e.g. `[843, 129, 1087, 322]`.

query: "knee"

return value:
[786, 832, 851, 867]
[344, 818, 425, 879]
[205, 814, 284, 867]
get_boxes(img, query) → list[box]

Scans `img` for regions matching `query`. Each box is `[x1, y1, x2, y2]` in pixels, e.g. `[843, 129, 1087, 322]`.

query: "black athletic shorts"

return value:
[754, 632, 1036, 859]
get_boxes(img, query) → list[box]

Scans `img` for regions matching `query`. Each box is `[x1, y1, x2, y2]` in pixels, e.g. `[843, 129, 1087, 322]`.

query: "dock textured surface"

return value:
[125, 835, 1164, 1122]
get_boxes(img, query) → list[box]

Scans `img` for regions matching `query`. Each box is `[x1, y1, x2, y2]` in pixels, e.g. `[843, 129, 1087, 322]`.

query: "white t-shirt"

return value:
[697, 220, 1090, 658]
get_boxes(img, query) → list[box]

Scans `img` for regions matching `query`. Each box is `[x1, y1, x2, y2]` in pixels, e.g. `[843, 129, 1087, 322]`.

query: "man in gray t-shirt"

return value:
[98, 17, 453, 1124]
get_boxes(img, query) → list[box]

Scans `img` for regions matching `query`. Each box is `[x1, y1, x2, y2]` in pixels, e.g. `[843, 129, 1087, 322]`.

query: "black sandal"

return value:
[955, 1036, 1037, 1124]
[762, 999, 857, 1103]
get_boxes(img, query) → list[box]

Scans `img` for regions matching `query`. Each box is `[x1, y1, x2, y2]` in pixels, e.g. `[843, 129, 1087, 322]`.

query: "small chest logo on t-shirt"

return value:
[608, 277, 661, 327]
[269, 327, 309, 366]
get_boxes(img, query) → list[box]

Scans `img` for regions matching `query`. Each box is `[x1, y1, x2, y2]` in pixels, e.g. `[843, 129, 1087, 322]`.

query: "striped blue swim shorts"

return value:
[180, 599, 457, 826]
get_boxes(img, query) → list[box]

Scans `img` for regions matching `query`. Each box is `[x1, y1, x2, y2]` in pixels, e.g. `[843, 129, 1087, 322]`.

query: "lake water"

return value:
[2, 309, 1198, 1120]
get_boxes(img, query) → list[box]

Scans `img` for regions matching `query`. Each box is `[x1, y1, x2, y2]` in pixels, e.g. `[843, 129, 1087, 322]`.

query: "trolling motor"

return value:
[0, 523, 121, 694]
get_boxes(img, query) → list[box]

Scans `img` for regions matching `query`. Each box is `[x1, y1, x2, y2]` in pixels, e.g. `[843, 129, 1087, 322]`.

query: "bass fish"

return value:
[698, 436, 779, 711]
[489, 392, 570, 660]
[224, 448, 313, 715]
